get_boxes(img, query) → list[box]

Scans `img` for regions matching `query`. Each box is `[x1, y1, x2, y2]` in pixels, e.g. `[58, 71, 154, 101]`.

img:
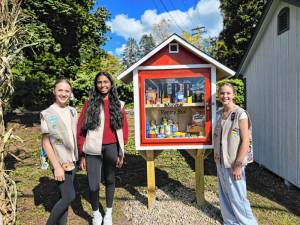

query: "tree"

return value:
[138, 34, 156, 59]
[152, 18, 171, 44]
[122, 37, 139, 68]
[212, 0, 268, 70]
[72, 53, 133, 104]
[182, 31, 201, 49]
[11, 0, 110, 110]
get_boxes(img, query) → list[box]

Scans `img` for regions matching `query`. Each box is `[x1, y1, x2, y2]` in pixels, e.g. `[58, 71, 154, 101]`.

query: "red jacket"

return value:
[77, 98, 128, 156]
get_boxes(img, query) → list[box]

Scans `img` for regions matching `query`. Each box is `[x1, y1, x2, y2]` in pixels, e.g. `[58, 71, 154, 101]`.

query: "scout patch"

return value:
[231, 128, 240, 137]
[48, 115, 58, 129]
[54, 138, 64, 145]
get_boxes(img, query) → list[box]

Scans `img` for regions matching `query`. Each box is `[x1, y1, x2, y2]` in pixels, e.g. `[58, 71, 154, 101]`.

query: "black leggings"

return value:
[86, 143, 118, 210]
[46, 169, 76, 225]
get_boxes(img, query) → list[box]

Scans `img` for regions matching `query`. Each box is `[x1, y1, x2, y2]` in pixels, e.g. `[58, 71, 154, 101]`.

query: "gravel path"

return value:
[124, 184, 223, 225]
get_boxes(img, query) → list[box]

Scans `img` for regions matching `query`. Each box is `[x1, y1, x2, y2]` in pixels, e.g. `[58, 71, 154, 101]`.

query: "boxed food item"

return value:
[146, 89, 157, 105]
[187, 109, 206, 136]
[191, 109, 205, 126]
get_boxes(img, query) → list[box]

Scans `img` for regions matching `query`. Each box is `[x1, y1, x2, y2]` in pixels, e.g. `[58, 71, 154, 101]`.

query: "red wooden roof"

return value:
[118, 34, 235, 83]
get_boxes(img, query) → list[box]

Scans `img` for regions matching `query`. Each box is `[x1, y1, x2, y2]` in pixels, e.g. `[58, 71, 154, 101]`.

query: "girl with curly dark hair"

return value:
[77, 72, 128, 225]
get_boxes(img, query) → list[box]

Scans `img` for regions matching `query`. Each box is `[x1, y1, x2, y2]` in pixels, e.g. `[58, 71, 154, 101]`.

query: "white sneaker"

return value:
[92, 213, 103, 225]
[103, 215, 112, 225]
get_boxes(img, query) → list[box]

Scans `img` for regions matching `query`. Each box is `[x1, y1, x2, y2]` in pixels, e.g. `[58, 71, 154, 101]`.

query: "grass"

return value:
[4, 113, 300, 225]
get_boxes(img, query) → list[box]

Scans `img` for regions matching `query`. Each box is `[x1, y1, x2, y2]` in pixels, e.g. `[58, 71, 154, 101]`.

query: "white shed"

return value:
[237, 0, 300, 187]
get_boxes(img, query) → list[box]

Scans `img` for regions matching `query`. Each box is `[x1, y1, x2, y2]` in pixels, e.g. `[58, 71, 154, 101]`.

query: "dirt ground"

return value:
[4, 112, 300, 225]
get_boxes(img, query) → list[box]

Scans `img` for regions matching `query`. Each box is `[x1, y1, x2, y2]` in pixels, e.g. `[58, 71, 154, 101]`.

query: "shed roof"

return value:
[118, 34, 235, 83]
[237, 0, 300, 76]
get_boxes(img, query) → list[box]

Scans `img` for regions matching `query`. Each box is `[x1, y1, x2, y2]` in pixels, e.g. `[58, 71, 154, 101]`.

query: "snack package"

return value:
[189, 109, 205, 135]
[146, 89, 157, 104]
[191, 109, 205, 126]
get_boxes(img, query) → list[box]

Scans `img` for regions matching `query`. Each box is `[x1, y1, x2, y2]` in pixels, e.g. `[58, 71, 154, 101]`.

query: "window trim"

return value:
[169, 43, 179, 53]
[277, 7, 290, 35]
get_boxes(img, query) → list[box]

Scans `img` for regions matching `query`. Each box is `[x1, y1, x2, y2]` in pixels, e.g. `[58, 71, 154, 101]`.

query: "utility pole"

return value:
[191, 26, 207, 36]
[190, 26, 207, 49]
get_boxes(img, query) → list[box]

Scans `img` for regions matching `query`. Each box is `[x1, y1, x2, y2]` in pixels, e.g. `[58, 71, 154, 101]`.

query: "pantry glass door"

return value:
[139, 68, 212, 146]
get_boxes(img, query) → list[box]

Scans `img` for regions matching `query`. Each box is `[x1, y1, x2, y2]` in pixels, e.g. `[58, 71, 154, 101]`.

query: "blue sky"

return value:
[95, 0, 223, 56]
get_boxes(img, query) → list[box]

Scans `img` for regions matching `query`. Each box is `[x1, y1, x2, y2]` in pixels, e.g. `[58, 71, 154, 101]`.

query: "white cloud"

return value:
[107, 14, 145, 40]
[115, 44, 126, 56]
[108, 0, 223, 54]
[197, 0, 220, 15]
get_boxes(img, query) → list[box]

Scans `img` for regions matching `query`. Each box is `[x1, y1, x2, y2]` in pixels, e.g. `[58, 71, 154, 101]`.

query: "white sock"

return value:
[93, 210, 101, 218]
[105, 208, 112, 217]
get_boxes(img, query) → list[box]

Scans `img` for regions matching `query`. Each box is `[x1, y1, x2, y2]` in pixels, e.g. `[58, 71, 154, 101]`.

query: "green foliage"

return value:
[211, 0, 268, 70]
[122, 38, 139, 69]
[217, 78, 244, 107]
[70, 70, 97, 105]
[122, 34, 156, 69]
[138, 34, 156, 59]
[182, 31, 213, 54]
[116, 82, 133, 104]
[100, 54, 133, 103]
[182, 31, 201, 49]
[10, 0, 110, 110]
[124, 102, 134, 110]
[71, 53, 133, 104]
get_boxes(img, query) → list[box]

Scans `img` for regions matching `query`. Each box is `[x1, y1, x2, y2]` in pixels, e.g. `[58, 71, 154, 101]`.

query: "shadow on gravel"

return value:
[33, 175, 93, 224]
[115, 153, 148, 206]
[116, 153, 222, 223]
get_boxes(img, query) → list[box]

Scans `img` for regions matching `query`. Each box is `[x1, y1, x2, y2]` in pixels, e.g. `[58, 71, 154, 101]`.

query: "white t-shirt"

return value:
[221, 111, 248, 127]
[239, 111, 248, 120]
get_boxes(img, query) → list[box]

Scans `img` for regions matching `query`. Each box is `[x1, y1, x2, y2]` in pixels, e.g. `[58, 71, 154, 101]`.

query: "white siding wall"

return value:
[244, 2, 300, 187]
[296, 2, 300, 189]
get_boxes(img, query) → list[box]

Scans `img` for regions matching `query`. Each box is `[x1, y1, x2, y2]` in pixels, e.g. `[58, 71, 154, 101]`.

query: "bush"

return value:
[71, 71, 133, 105]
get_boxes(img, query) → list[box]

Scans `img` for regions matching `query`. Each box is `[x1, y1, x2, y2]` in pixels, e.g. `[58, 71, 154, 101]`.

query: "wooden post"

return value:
[186, 149, 205, 205]
[195, 150, 205, 205]
[146, 150, 156, 208]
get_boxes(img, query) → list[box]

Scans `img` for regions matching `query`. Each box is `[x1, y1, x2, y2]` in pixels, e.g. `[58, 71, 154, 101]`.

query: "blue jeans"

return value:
[217, 163, 258, 225]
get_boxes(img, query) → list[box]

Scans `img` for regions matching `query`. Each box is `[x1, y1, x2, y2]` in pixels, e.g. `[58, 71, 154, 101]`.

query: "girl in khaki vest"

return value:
[40, 79, 78, 225]
[214, 83, 257, 225]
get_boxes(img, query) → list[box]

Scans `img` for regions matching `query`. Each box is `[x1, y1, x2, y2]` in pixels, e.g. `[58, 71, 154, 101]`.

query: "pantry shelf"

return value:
[145, 102, 205, 108]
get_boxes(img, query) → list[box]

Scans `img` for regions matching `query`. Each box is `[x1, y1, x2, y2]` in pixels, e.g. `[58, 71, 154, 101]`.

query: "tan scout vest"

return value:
[40, 106, 79, 164]
[213, 105, 253, 168]
[83, 101, 125, 157]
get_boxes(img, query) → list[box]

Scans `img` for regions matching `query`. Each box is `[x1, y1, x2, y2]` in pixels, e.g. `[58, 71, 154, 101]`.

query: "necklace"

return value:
[222, 111, 231, 120]
[222, 107, 234, 120]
